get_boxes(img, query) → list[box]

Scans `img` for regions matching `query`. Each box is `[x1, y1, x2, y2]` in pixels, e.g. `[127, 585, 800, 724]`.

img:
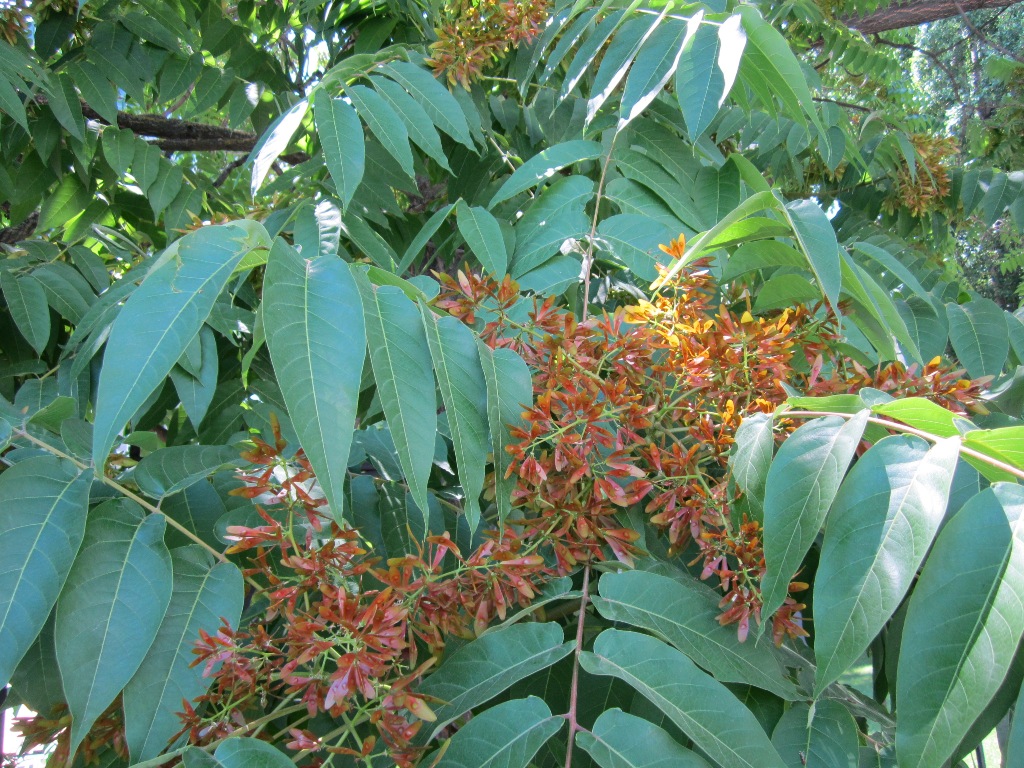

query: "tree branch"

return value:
[80, 104, 310, 163]
[952, 0, 1024, 62]
[844, 0, 1022, 35]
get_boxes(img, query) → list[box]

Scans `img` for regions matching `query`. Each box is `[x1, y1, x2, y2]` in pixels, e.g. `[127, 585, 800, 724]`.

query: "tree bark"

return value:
[844, 0, 1021, 34]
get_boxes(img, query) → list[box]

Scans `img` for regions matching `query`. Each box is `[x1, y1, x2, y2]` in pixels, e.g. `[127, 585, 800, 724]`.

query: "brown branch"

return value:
[814, 96, 871, 112]
[843, 0, 1019, 34]
[80, 104, 310, 163]
[0, 211, 38, 245]
[872, 36, 963, 101]
[213, 156, 249, 188]
[844, 0, 1023, 34]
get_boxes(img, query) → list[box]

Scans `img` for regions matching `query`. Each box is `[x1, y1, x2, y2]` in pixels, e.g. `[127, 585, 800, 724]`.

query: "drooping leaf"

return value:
[761, 411, 868, 618]
[812, 436, 959, 695]
[0, 456, 90, 687]
[782, 199, 842, 314]
[435, 696, 563, 768]
[729, 411, 774, 521]
[477, 343, 532, 523]
[770, 701, 859, 768]
[92, 222, 268, 464]
[56, 499, 173, 756]
[580, 630, 787, 768]
[369, 75, 452, 172]
[420, 306, 489, 532]
[576, 708, 712, 768]
[124, 548, 244, 761]
[676, 15, 744, 140]
[592, 570, 800, 699]
[896, 483, 1024, 768]
[489, 140, 604, 207]
[250, 99, 309, 196]
[169, 325, 219, 428]
[314, 94, 364, 213]
[619, 16, 698, 131]
[1, 271, 51, 355]
[134, 445, 244, 499]
[586, 13, 664, 125]
[378, 60, 474, 148]
[263, 239, 366, 522]
[416, 623, 573, 741]
[355, 273, 436, 519]
[346, 83, 415, 179]
[457, 202, 508, 276]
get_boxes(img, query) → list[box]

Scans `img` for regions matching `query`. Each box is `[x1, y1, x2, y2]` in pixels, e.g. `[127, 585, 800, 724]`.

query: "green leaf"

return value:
[314, 94, 364, 213]
[293, 199, 342, 260]
[0, 73, 27, 130]
[46, 72, 85, 140]
[420, 306, 489, 532]
[761, 411, 868, 618]
[149, 163, 184, 217]
[369, 75, 452, 172]
[263, 239, 366, 523]
[676, 16, 745, 140]
[457, 202, 508, 276]
[871, 398, 961, 437]
[964, 426, 1024, 472]
[124, 548, 243, 761]
[586, 13, 663, 124]
[355, 273, 437, 519]
[782, 199, 841, 314]
[92, 222, 267, 465]
[580, 630, 787, 768]
[736, 7, 821, 132]
[436, 697, 563, 767]
[398, 204, 455, 273]
[896, 483, 1024, 768]
[592, 570, 800, 699]
[346, 83, 414, 179]
[101, 127, 136, 177]
[477, 343, 532, 523]
[946, 299, 1009, 378]
[249, 99, 309, 196]
[812, 435, 959, 695]
[378, 60, 474, 148]
[417, 623, 573, 741]
[214, 737, 293, 768]
[729, 411, 774, 521]
[0, 456, 90, 687]
[489, 140, 604, 207]
[135, 445, 243, 498]
[169, 326, 219, 428]
[1, 271, 51, 355]
[38, 174, 91, 231]
[770, 701, 859, 768]
[1007, 681, 1024, 767]
[619, 16, 698, 131]
[56, 499, 173, 756]
[68, 60, 118, 126]
[577, 708, 712, 768]
[596, 214, 674, 282]
[612, 147, 703, 231]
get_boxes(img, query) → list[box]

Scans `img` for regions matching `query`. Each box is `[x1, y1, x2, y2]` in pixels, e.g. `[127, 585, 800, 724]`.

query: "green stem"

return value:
[782, 410, 1024, 481]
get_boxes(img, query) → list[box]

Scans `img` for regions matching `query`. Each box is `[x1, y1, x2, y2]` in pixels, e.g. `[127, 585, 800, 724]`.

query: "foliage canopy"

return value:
[1, 0, 1024, 766]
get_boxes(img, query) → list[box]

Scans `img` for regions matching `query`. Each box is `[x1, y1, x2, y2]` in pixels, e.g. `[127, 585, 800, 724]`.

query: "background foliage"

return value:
[1, 0, 1024, 766]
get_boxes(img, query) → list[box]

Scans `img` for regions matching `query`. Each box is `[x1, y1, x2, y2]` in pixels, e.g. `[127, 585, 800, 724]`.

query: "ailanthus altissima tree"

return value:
[1, 0, 1024, 766]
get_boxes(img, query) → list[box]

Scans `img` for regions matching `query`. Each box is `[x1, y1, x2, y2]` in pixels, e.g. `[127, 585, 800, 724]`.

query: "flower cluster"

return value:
[175, 420, 550, 766]
[884, 133, 959, 218]
[435, 235, 982, 644]
[426, 0, 550, 88]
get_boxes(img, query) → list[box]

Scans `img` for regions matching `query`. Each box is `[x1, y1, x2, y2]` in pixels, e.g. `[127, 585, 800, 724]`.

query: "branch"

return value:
[952, 0, 1024, 62]
[0, 211, 38, 245]
[813, 96, 871, 112]
[844, 0, 1023, 35]
[80, 104, 310, 163]
[872, 35, 963, 101]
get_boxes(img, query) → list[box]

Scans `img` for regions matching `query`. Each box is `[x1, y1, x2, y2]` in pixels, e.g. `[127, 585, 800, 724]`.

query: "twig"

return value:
[871, 36, 963, 103]
[582, 136, 619, 322]
[813, 96, 871, 112]
[952, 0, 1024, 63]
[213, 157, 249, 188]
[563, 565, 591, 768]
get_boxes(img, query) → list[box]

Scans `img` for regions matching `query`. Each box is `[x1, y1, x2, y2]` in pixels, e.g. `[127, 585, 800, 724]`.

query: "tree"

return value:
[1, 0, 1024, 767]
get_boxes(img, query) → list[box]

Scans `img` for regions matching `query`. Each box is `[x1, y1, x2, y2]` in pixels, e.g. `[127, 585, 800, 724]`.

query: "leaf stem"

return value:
[781, 410, 1024, 481]
[582, 135, 619, 322]
[563, 565, 591, 768]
